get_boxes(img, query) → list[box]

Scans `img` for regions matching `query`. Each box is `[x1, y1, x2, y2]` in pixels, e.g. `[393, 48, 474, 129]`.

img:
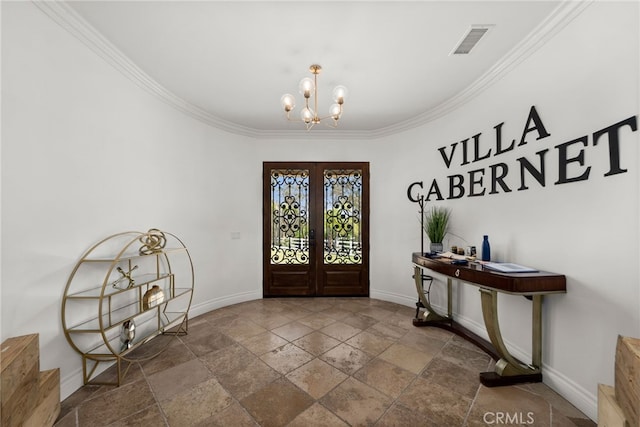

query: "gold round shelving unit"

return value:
[61, 230, 194, 386]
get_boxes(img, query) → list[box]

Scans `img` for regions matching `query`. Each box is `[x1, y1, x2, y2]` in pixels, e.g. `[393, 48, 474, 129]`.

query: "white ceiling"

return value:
[60, 1, 568, 138]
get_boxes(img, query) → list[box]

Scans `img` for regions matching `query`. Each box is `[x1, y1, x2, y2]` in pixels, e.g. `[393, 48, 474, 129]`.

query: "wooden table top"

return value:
[412, 252, 566, 294]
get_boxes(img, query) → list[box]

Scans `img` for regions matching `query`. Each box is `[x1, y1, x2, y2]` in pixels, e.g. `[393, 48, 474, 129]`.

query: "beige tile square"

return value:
[319, 343, 372, 375]
[219, 318, 267, 341]
[396, 376, 471, 426]
[345, 330, 395, 356]
[147, 358, 213, 401]
[241, 331, 289, 355]
[260, 343, 315, 374]
[272, 321, 314, 341]
[320, 321, 362, 341]
[241, 378, 314, 426]
[353, 358, 416, 398]
[320, 377, 393, 426]
[421, 356, 480, 398]
[160, 378, 233, 426]
[200, 342, 258, 377]
[286, 358, 348, 399]
[378, 342, 433, 374]
[216, 358, 280, 400]
[293, 331, 340, 356]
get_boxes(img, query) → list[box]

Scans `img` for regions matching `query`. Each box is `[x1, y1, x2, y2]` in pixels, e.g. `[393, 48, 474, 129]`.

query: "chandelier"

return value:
[280, 64, 347, 130]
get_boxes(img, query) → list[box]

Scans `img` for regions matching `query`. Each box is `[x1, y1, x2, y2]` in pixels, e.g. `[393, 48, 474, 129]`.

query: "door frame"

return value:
[262, 162, 369, 297]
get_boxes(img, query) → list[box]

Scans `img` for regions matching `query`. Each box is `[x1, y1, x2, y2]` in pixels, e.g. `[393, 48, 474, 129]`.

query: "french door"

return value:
[263, 162, 369, 297]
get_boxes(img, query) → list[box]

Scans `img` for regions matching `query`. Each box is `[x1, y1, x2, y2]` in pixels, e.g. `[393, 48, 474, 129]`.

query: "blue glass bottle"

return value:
[482, 235, 491, 261]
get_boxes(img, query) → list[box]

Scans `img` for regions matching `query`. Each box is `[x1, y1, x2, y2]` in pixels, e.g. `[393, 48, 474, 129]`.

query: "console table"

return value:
[412, 252, 566, 386]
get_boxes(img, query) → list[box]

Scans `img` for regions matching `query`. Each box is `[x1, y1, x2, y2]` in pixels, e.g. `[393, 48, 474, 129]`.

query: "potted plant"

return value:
[423, 206, 450, 253]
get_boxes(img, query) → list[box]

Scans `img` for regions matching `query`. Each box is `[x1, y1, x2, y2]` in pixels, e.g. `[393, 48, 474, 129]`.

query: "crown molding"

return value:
[32, 0, 264, 138]
[32, 0, 592, 141]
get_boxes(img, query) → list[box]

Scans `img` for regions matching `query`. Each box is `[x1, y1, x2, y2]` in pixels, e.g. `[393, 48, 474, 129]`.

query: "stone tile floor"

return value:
[55, 298, 596, 426]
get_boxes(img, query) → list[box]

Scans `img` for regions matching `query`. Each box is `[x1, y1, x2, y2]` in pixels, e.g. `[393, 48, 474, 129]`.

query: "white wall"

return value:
[1, 0, 638, 422]
[1, 2, 260, 397]
[370, 1, 639, 419]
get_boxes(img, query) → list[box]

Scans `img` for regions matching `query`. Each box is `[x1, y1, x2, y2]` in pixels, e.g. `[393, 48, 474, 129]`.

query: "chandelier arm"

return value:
[315, 113, 342, 122]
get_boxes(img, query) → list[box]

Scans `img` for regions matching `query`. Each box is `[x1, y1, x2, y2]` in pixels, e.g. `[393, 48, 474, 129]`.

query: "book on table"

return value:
[483, 262, 538, 273]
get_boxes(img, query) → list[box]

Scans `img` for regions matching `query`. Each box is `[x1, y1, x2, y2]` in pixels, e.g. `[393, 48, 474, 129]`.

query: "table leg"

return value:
[413, 265, 450, 322]
[479, 288, 543, 386]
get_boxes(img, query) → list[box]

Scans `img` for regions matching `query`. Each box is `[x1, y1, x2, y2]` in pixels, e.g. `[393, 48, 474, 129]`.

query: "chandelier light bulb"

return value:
[299, 77, 314, 98]
[281, 94, 295, 112]
[301, 107, 314, 123]
[332, 85, 347, 104]
[329, 103, 342, 120]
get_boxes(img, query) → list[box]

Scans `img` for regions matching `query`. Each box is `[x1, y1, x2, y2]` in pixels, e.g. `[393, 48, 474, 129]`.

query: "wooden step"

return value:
[598, 384, 628, 426]
[24, 369, 61, 427]
[1, 334, 40, 427]
[615, 335, 640, 427]
[1, 334, 61, 427]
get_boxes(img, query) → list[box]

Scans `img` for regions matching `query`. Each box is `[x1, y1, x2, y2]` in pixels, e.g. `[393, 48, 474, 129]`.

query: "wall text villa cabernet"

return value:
[407, 106, 638, 202]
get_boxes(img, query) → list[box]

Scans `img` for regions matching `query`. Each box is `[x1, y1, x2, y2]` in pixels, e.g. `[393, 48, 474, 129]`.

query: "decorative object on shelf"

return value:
[120, 319, 135, 351]
[62, 229, 194, 386]
[143, 285, 165, 310]
[280, 64, 347, 130]
[423, 206, 451, 253]
[138, 228, 166, 255]
[111, 265, 138, 289]
[482, 235, 491, 261]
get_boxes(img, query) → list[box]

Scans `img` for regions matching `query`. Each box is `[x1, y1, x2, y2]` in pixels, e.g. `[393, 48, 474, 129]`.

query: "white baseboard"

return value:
[370, 289, 418, 308]
[61, 367, 85, 401]
[188, 289, 262, 319]
[541, 364, 597, 421]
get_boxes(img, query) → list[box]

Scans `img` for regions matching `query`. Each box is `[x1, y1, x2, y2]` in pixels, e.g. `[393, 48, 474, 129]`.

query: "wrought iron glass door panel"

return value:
[270, 169, 310, 266]
[263, 162, 369, 297]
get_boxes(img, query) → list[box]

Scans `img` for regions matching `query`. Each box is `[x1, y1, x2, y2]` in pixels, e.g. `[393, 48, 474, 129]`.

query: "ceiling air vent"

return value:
[452, 25, 492, 55]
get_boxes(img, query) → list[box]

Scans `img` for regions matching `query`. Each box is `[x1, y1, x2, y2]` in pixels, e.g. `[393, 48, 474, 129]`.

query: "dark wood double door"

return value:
[263, 162, 369, 297]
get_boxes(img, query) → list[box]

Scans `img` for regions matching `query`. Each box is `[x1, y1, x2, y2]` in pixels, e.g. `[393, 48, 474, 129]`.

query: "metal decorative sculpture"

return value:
[110, 265, 138, 289]
[139, 229, 167, 255]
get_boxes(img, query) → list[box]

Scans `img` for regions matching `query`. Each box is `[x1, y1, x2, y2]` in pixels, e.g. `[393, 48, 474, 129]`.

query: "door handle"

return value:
[309, 229, 316, 247]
